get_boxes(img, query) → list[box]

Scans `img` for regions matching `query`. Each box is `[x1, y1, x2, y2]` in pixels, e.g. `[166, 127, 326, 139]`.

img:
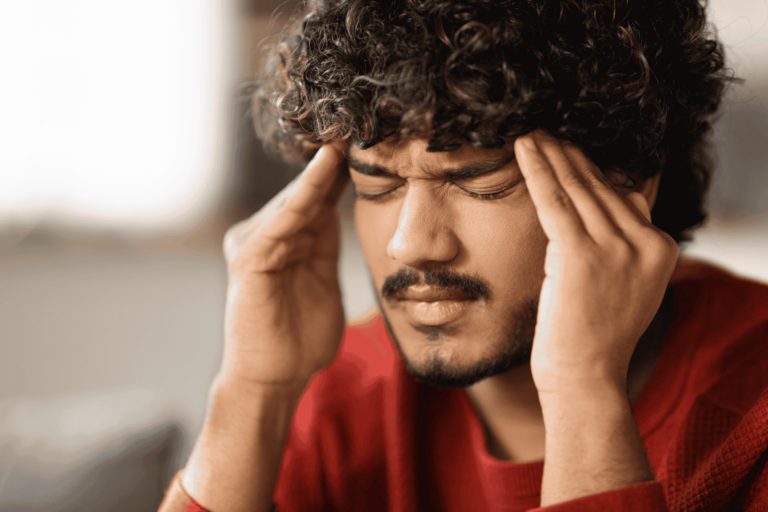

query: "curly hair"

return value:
[251, 0, 737, 243]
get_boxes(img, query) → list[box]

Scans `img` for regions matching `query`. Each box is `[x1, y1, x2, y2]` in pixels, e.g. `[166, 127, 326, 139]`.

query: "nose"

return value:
[386, 186, 459, 268]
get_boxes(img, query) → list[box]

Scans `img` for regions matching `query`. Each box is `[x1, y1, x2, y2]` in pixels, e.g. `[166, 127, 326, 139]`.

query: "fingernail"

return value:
[522, 137, 538, 151]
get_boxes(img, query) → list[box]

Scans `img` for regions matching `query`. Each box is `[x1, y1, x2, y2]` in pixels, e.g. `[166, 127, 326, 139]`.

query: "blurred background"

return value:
[0, 0, 766, 510]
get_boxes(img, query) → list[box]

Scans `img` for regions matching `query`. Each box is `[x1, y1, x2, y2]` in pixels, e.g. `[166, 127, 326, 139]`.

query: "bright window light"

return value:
[709, 0, 768, 81]
[0, 0, 222, 229]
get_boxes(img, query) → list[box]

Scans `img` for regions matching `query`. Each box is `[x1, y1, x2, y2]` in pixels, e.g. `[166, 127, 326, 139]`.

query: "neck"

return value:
[466, 364, 545, 462]
[465, 287, 675, 463]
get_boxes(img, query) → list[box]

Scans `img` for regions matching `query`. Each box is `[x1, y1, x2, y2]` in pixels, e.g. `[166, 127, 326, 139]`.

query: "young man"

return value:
[161, 1, 768, 510]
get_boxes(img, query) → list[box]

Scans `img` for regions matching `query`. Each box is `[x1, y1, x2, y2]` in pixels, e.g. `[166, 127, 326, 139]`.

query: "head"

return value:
[252, 0, 735, 387]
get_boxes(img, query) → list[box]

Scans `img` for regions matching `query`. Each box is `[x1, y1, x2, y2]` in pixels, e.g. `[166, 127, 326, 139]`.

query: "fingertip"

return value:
[328, 139, 349, 153]
[303, 144, 342, 184]
[514, 135, 545, 182]
[309, 144, 331, 165]
[515, 133, 538, 154]
[523, 138, 538, 152]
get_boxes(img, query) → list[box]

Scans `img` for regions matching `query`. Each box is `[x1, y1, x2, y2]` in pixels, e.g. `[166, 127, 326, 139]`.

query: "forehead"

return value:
[347, 138, 515, 176]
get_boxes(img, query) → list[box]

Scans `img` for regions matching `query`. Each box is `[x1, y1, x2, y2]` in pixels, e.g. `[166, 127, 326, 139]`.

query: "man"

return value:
[160, 0, 768, 510]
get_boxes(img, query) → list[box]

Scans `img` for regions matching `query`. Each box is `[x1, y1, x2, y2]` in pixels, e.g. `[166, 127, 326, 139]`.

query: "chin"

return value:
[403, 347, 532, 388]
[380, 306, 537, 388]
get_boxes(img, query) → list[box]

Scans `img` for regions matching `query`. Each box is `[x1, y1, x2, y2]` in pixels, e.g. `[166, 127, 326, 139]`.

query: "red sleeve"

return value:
[158, 470, 210, 512]
[728, 447, 768, 510]
[527, 481, 668, 512]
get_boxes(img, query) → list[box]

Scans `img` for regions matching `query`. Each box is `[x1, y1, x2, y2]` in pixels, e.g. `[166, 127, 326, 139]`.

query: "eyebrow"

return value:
[346, 151, 517, 180]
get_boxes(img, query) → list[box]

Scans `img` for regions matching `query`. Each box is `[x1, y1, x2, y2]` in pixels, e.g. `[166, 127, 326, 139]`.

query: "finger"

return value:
[311, 208, 342, 260]
[282, 145, 343, 214]
[248, 231, 319, 272]
[280, 153, 349, 238]
[223, 175, 302, 260]
[258, 145, 344, 240]
[267, 157, 349, 241]
[325, 158, 350, 206]
[515, 133, 589, 247]
[533, 132, 622, 240]
[284, 154, 349, 232]
[559, 142, 653, 232]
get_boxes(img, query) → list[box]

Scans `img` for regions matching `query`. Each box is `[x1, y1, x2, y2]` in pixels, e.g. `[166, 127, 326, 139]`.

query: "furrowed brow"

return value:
[346, 157, 395, 177]
[443, 151, 517, 180]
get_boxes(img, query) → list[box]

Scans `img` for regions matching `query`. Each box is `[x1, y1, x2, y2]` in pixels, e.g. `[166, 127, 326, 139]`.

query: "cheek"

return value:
[354, 195, 549, 294]
[355, 201, 397, 281]
[457, 199, 548, 290]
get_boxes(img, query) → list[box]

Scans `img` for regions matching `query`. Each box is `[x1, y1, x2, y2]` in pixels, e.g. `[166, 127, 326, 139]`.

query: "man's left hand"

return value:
[515, 129, 678, 507]
[516, 129, 678, 395]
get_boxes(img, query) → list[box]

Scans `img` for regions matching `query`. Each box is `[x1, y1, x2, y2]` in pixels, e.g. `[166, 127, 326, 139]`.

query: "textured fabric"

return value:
[159, 260, 768, 511]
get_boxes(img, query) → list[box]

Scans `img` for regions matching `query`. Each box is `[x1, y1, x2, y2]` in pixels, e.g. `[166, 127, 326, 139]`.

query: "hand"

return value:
[220, 144, 349, 389]
[515, 130, 678, 395]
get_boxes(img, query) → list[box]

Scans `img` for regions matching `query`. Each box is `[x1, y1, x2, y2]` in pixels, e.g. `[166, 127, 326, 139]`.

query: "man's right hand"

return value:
[173, 144, 348, 512]
[221, 143, 349, 389]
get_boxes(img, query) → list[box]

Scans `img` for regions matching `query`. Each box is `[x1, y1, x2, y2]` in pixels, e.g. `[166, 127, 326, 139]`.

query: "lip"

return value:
[396, 285, 473, 303]
[401, 297, 475, 326]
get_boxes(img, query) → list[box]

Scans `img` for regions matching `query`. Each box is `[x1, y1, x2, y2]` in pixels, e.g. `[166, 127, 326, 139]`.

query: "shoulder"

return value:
[643, 261, 768, 506]
[290, 312, 403, 436]
[276, 313, 400, 509]
[670, 257, 768, 357]
[670, 258, 768, 413]
[313, 311, 399, 398]
[670, 257, 768, 325]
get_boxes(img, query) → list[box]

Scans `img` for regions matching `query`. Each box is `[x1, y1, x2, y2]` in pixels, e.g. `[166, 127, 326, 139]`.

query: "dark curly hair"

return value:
[251, 0, 738, 243]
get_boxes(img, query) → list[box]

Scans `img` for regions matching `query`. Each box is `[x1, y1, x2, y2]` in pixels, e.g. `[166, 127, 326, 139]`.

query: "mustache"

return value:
[381, 267, 490, 301]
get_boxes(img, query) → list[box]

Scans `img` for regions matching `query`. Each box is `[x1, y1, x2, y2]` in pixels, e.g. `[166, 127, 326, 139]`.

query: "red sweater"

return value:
[160, 260, 768, 511]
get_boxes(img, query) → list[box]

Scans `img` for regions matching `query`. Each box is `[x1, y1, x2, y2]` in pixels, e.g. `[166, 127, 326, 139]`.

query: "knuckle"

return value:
[667, 237, 680, 261]
[560, 170, 587, 188]
[640, 231, 678, 267]
[647, 233, 669, 254]
[223, 228, 241, 259]
[588, 173, 612, 190]
[549, 189, 573, 210]
[571, 241, 601, 268]
[261, 240, 291, 271]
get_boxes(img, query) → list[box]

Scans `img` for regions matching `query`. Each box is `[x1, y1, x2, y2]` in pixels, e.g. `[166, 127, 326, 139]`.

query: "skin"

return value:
[350, 138, 548, 386]
[178, 129, 677, 510]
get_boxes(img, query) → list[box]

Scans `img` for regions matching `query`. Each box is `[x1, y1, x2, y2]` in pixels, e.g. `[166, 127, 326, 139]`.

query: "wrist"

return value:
[537, 377, 630, 420]
[184, 374, 306, 512]
[209, 372, 307, 415]
[537, 377, 653, 506]
[215, 357, 313, 395]
[534, 361, 628, 397]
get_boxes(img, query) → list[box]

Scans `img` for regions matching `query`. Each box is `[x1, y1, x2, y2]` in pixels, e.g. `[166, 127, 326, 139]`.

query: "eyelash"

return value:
[463, 188, 512, 200]
[355, 188, 400, 202]
[355, 183, 512, 202]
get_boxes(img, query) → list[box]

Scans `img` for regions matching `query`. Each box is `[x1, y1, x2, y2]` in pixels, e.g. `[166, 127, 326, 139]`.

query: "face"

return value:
[348, 138, 549, 387]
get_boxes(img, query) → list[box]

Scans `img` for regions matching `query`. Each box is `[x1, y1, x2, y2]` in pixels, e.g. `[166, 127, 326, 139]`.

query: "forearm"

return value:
[539, 383, 654, 507]
[181, 375, 306, 512]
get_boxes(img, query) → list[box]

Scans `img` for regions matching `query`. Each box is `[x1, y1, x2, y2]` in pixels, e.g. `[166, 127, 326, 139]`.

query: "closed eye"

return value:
[453, 172, 523, 201]
[353, 181, 405, 201]
[459, 187, 513, 200]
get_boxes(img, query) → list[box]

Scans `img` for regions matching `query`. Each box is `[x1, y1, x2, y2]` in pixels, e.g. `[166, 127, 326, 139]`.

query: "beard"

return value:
[376, 267, 539, 388]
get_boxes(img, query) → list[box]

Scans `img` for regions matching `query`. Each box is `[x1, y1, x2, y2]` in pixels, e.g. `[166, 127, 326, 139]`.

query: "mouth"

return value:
[393, 286, 478, 326]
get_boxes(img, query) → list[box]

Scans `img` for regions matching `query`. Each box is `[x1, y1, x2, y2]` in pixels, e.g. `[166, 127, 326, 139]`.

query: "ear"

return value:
[639, 172, 662, 211]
